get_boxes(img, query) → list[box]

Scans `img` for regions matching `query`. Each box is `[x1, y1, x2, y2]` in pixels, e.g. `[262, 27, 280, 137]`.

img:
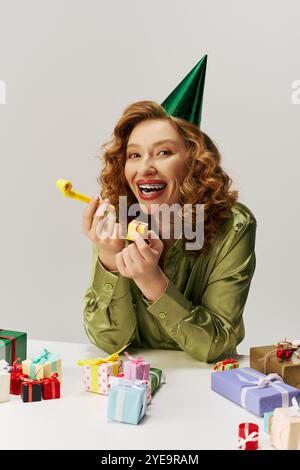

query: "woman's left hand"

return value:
[115, 228, 164, 280]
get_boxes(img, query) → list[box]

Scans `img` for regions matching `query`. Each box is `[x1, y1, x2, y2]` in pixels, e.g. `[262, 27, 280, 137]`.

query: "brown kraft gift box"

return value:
[250, 345, 300, 390]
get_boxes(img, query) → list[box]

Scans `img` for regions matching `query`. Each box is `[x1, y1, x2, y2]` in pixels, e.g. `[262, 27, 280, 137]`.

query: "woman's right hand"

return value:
[82, 196, 125, 271]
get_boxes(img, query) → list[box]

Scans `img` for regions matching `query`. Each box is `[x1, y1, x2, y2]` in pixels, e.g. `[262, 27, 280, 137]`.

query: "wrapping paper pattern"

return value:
[83, 360, 122, 395]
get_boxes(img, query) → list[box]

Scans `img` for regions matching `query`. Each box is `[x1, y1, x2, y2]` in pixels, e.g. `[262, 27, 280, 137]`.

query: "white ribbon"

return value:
[237, 370, 289, 409]
[109, 376, 131, 388]
[238, 422, 259, 450]
[238, 431, 259, 450]
[290, 397, 300, 416]
[114, 388, 126, 421]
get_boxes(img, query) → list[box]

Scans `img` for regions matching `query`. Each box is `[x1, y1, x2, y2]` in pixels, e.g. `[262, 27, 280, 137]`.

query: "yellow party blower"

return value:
[56, 178, 148, 241]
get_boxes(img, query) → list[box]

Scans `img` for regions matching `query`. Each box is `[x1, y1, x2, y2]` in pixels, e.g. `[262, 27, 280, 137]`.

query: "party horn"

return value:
[56, 178, 148, 240]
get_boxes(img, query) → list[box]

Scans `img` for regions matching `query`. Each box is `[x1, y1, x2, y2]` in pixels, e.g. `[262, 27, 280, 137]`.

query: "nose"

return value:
[137, 156, 157, 176]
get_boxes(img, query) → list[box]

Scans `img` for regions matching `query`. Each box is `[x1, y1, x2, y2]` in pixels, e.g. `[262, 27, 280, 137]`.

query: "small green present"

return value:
[213, 358, 239, 372]
[150, 368, 164, 395]
[0, 329, 27, 365]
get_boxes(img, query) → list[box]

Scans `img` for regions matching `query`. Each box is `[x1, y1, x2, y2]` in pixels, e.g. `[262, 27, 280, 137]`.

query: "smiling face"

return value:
[124, 119, 189, 216]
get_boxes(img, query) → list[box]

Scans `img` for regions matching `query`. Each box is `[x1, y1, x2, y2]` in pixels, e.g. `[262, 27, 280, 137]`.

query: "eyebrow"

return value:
[126, 139, 178, 150]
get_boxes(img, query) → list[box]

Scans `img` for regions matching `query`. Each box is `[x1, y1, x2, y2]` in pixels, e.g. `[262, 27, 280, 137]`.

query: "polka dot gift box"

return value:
[77, 351, 123, 395]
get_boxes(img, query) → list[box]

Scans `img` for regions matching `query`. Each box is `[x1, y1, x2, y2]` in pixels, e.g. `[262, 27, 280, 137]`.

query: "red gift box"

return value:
[238, 422, 259, 450]
[10, 357, 29, 395]
[40, 372, 60, 400]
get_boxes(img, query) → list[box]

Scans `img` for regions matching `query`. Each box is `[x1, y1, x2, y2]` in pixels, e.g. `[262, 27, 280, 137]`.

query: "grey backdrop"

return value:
[0, 0, 299, 353]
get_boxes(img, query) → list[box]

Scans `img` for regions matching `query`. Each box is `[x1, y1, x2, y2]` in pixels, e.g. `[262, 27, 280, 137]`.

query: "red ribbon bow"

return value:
[11, 357, 23, 373]
[214, 358, 238, 371]
[40, 372, 59, 385]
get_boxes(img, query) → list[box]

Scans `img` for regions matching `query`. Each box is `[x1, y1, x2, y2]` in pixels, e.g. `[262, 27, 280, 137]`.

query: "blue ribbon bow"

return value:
[29, 348, 59, 379]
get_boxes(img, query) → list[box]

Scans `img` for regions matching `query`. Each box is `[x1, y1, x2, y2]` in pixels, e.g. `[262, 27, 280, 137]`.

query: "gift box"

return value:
[22, 348, 62, 382]
[0, 371, 10, 403]
[270, 398, 300, 449]
[77, 352, 122, 395]
[9, 358, 29, 395]
[264, 411, 273, 434]
[108, 375, 152, 404]
[10, 370, 29, 395]
[21, 379, 42, 402]
[107, 383, 148, 424]
[250, 344, 300, 389]
[211, 367, 300, 417]
[214, 358, 239, 372]
[41, 373, 60, 400]
[0, 329, 27, 365]
[150, 368, 163, 395]
[238, 422, 259, 450]
[123, 352, 150, 381]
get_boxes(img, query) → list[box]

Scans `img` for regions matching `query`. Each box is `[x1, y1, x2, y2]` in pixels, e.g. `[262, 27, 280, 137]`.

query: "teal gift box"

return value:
[107, 383, 147, 425]
[264, 411, 273, 434]
[0, 329, 27, 365]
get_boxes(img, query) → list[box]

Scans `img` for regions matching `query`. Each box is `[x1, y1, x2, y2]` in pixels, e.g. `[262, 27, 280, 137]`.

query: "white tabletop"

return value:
[0, 340, 274, 450]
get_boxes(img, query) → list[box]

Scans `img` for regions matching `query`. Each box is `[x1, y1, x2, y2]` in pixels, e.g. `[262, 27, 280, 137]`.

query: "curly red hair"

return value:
[97, 100, 238, 257]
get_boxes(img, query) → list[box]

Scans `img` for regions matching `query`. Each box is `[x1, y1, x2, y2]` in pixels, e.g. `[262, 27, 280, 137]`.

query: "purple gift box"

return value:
[123, 352, 150, 381]
[211, 367, 300, 417]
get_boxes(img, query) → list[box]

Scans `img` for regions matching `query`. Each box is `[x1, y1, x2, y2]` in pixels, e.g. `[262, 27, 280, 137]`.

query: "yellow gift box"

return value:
[77, 351, 123, 395]
[22, 348, 62, 382]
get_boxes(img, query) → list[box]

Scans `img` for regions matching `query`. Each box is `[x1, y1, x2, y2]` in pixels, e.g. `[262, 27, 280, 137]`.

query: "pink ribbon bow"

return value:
[124, 352, 144, 365]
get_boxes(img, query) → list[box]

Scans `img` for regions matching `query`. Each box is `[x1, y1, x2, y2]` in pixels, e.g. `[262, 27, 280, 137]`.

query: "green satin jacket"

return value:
[83, 201, 257, 363]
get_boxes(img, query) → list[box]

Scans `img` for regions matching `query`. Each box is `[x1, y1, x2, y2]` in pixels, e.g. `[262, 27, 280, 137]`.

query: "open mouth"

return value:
[137, 183, 167, 195]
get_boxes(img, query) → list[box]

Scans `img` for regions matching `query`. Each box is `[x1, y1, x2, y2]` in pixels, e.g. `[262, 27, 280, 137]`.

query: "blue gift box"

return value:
[211, 367, 300, 417]
[264, 411, 273, 433]
[107, 383, 148, 425]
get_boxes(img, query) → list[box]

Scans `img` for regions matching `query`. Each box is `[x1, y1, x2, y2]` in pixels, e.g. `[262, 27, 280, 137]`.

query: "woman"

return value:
[82, 100, 257, 363]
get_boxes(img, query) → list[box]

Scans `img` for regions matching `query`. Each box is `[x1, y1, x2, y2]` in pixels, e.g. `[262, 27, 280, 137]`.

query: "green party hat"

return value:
[160, 54, 207, 128]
